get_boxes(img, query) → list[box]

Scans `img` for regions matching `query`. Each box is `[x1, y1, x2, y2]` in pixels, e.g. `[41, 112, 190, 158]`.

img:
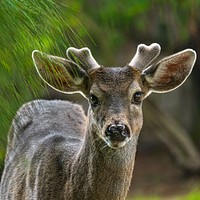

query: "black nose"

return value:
[105, 122, 130, 142]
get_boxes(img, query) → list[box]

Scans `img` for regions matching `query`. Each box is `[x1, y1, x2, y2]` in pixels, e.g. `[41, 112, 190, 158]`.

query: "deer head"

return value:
[32, 43, 196, 149]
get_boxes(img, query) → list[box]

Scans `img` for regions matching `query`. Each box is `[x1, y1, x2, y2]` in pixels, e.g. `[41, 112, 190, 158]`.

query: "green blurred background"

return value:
[1, 0, 200, 199]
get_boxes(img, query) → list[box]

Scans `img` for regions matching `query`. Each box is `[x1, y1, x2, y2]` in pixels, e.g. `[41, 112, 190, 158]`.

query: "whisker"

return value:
[100, 144, 108, 151]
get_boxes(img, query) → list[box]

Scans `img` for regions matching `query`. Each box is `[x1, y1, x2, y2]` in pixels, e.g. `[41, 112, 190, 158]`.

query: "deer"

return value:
[0, 43, 196, 200]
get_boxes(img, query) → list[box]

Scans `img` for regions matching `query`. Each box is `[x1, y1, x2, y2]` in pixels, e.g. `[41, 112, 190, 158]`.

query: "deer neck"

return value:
[68, 123, 139, 200]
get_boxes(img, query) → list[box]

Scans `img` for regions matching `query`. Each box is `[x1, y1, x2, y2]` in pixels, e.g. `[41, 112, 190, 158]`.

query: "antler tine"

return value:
[129, 43, 161, 71]
[66, 47, 100, 73]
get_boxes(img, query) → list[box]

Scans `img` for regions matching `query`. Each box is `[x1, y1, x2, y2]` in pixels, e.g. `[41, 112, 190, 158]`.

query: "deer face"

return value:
[32, 43, 196, 149]
[87, 66, 145, 148]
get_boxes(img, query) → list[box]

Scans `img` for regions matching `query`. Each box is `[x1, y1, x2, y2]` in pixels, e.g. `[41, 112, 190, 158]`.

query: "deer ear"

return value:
[32, 50, 89, 95]
[142, 49, 196, 93]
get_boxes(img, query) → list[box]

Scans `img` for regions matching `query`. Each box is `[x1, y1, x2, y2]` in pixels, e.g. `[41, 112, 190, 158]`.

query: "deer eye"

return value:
[90, 94, 99, 107]
[132, 92, 143, 105]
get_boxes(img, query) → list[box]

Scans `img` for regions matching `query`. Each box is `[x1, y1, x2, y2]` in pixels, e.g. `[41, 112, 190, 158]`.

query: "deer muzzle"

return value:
[104, 121, 131, 148]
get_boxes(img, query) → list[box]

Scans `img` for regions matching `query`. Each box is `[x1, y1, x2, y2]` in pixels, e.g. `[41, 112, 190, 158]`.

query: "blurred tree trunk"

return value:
[188, 2, 200, 144]
[144, 100, 200, 173]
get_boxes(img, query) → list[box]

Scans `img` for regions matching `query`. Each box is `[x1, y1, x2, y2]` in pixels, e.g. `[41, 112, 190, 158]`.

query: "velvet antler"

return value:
[129, 43, 161, 71]
[67, 47, 100, 73]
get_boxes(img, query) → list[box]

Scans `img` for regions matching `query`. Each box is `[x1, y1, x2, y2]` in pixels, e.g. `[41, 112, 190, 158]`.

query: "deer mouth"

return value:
[104, 138, 131, 149]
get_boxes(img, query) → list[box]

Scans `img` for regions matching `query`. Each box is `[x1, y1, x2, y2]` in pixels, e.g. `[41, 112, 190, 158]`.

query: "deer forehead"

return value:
[89, 66, 143, 95]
